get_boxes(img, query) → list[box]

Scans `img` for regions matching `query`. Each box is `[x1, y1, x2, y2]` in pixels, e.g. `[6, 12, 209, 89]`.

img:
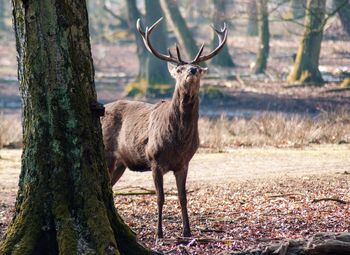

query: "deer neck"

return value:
[170, 84, 199, 129]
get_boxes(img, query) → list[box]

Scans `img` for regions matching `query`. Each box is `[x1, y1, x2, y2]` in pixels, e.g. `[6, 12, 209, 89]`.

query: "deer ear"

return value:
[200, 67, 208, 76]
[168, 62, 177, 78]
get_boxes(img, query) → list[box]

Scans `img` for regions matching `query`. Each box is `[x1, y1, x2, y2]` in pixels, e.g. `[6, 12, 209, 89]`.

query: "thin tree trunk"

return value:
[0, 1, 151, 254]
[335, 0, 350, 36]
[287, 0, 326, 84]
[126, 0, 147, 80]
[289, 0, 306, 20]
[253, 0, 269, 74]
[247, 0, 258, 36]
[160, 0, 200, 61]
[0, 0, 6, 31]
[211, 0, 235, 67]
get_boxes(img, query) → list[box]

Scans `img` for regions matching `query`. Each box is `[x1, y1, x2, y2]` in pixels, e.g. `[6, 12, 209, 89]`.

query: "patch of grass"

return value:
[126, 79, 173, 98]
[199, 110, 350, 151]
[0, 113, 22, 149]
[200, 85, 226, 101]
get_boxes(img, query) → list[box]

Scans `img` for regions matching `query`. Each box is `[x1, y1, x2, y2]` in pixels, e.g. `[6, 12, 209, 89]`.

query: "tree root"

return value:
[223, 232, 350, 255]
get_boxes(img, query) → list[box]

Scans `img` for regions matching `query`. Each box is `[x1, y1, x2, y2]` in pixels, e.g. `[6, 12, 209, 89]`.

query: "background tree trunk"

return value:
[126, 0, 147, 80]
[211, 0, 235, 67]
[160, 0, 200, 61]
[126, 0, 173, 98]
[289, 0, 306, 20]
[0, 1, 151, 254]
[287, 0, 326, 84]
[0, 0, 6, 31]
[335, 0, 350, 37]
[253, 0, 270, 74]
[246, 0, 258, 36]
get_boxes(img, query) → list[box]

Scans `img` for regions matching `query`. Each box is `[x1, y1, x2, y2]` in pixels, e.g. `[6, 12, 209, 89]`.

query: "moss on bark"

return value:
[287, 0, 325, 84]
[252, 0, 269, 74]
[0, 1, 151, 254]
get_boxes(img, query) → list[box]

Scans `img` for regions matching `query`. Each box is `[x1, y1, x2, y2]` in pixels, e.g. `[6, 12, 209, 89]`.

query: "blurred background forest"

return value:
[1, 0, 350, 150]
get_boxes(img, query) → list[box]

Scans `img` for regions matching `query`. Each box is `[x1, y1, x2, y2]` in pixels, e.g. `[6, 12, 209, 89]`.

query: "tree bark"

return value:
[126, 0, 173, 98]
[125, 0, 147, 81]
[0, 1, 151, 254]
[289, 0, 306, 20]
[287, 0, 326, 84]
[335, 0, 350, 37]
[252, 0, 269, 74]
[227, 232, 350, 255]
[211, 0, 235, 67]
[160, 0, 200, 61]
[246, 0, 258, 36]
[0, 0, 6, 31]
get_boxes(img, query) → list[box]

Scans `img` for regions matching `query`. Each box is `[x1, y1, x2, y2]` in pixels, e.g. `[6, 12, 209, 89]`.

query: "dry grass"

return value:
[199, 110, 350, 151]
[1, 110, 349, 151]
[0, 113, 22, 149]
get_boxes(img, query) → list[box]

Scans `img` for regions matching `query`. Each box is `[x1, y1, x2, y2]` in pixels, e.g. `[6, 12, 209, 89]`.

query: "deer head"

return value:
[136, 17, 227, 97]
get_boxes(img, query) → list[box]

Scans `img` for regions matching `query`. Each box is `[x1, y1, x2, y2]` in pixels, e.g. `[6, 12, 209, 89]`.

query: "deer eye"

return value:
[176, 68, 182, 73]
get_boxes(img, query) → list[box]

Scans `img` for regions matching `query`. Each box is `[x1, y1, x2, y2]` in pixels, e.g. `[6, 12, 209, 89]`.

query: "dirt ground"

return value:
[1, 145, 349, 254]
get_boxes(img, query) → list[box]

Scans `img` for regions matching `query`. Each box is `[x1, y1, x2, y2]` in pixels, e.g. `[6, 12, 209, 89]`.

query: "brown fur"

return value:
[101, 64, 206, 238]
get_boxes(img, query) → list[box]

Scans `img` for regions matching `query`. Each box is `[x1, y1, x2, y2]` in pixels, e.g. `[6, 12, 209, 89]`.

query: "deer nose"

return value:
[190, 67, 197, 75]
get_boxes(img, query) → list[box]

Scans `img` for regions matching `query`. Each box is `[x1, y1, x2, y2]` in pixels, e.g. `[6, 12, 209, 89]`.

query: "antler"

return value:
[191, 23, 228, 64]
[137, 17, 183, 64]
[136, 17, 228, 65]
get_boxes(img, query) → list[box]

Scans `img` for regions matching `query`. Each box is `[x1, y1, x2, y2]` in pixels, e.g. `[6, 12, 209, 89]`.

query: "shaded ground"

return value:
[1, 145, 349, 254]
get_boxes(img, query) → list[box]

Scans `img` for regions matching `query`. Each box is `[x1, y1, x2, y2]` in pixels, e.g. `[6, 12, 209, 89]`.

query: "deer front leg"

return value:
[174, 165, 191, 237]
[152, 163, 165, 238]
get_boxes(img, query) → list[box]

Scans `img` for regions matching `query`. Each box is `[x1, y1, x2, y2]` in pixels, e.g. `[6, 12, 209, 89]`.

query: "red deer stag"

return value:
[102, 17, 227, 238]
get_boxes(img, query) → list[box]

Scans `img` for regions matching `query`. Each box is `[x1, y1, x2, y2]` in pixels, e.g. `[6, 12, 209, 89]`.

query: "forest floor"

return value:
[1, 146, 349, 254]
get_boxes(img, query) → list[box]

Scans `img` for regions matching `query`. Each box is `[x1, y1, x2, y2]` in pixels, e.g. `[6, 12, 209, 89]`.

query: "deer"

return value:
[101, 17, 227, 238]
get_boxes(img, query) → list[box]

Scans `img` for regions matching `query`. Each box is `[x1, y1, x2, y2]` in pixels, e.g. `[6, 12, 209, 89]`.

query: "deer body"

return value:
[102, 17, 227, 238]
[103, 85, 200, 175]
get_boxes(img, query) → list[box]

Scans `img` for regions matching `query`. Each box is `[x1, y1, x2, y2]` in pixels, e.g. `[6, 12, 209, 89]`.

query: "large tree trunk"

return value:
[335, 0, 350, 37]
[0, 1, 151, 254]
[287, 0, 326, 84]
[246, 0, 258, 36]
[211, 0, 235, 67]
[126, 0, 172, 98]
[252, 0, 269, 74]
[160, 0, 200, 61]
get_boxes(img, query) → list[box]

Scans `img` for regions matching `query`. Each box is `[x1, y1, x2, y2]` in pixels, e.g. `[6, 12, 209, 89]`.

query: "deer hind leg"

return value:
[152, 163, 165, 238]
[174, 165, 191, 237]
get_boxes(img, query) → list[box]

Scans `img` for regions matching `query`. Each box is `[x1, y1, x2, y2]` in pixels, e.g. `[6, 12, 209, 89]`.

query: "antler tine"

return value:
[136, 17, 180, 64]
[191, 23, 228, 64]
[192, 43, 205, 63]
[167, 48, 173, 58]
[175, 44, 183, 63]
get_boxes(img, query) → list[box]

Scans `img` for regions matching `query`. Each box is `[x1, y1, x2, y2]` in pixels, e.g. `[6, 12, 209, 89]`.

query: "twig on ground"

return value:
[199, 228, 225, 233]
[312, 198, 347, 204]
[268, 193, 303, 198]
[114, 186, 199, 196]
